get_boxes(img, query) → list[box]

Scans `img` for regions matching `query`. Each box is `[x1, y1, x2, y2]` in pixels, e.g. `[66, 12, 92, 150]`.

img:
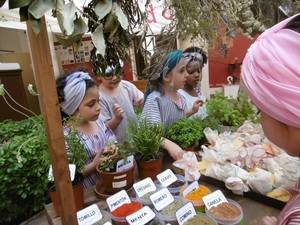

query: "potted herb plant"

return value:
[95, 141, 135, 195]
[167, 117, 203, 151]
[127, 118, 163, 180]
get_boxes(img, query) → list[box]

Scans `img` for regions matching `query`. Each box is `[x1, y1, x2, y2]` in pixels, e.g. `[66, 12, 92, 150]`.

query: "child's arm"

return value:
[185, 99, 203, 117]
[81, 151, 104, 176]
[161, 138, 184, 160]
[106, 104, 124, 131]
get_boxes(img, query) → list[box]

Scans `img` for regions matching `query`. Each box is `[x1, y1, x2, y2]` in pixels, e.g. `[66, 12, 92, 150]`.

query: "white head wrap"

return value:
[60, 71, 92, 116]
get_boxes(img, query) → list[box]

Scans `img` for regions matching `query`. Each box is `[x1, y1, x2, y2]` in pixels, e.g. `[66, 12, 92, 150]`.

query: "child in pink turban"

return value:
[242, 14, 300, 225]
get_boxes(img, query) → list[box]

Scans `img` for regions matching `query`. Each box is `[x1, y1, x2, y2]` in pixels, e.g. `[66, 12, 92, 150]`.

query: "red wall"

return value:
[208, 33, 259, 87]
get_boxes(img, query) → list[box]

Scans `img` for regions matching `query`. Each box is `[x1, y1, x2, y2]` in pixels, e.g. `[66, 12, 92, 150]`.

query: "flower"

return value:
[27, 84, 39, 96]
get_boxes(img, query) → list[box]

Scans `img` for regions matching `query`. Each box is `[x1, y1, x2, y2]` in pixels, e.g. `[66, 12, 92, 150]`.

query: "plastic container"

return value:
[111, 200, 143, 225]
[156, 197, 185, 225]
[183, 213, 218, 225]
[94, 210, 112, 225]
[137, 190, 157, 207]
[205, 199, 243, 225]
[167, 175, 185, 196]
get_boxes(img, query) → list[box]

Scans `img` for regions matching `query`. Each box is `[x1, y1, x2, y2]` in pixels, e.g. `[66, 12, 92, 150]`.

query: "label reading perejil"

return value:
[116, 155, 134, 172]
[150, 188, 174, 211]
[202, 190, 228, 210]
[157, 169, 177, 187]
[106, 190, 131, 212]
[182, 181, 199, 197]
[126, 206, 155, 225]
[133, 177, 157, 197]
[77, 204, 102, 225]
[48, 164, 76, 182]
[176, 202, 196, 225]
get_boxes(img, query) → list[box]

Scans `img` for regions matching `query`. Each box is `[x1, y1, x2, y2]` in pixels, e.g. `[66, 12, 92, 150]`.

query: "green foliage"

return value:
[0, 116, 50, 225]
[127, 118, 163, 161]
[167, 117, 203, 149]
[206, 92, 258, 128]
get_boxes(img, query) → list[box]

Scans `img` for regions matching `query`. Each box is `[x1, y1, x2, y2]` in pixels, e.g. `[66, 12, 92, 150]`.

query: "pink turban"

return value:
[242, 14, 300, 128]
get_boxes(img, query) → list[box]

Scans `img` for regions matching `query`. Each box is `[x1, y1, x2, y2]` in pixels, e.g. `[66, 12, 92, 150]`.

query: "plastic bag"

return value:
[225, 177, 249, 195]
[247, 168, 273, 194]
[173, 152, 200, 182]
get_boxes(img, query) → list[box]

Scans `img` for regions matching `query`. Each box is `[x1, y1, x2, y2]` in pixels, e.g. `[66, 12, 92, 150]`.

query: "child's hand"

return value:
[92, 151, 106, 167]
[260, 216, 277, 225]
[192, 99, 203, 113]
[113, 104, 124, 121]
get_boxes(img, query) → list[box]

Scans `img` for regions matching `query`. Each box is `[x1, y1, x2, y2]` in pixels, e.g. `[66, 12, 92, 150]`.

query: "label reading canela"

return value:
[77, 204, 102, 225]
[157, 169, 177, 187]
[133, 177, 157, 197]
[116, 155, 134, 172]
[106, 190, 131, 212]
[182, 181, 199, 197]
[202, 190, 228, 210]
[176, 202, 196, 225]
[126, 206, 155, 225]
[48, 164, 76, 182]
[150, 188, 174, 211]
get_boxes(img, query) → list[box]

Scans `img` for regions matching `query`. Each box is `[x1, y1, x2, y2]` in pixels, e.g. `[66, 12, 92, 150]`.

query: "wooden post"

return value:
[26, 17, 77, 225]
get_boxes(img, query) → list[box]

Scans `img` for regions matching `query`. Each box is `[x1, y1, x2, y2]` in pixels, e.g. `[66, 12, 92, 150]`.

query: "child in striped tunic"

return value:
[57, 70, 116, 189]
[242, 14, 300, 225]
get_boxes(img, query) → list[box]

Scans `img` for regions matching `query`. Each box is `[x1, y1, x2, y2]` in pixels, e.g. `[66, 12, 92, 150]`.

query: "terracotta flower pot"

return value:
[137, 158, 162, 180]
[96, 164, 135, 195]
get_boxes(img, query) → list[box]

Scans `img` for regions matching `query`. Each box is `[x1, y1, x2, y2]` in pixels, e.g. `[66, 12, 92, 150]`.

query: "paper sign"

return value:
[202, 190, 228, 210]
[103, 222, 112, 225]
[77, 204, 102, 225]
[157, 169, 177, 187]
[176, 202, 196, 225]
[150, 188, 174, 211]
[126, 206, 155, 225]
[183, 181, 199, 197]
[133, 177, 157, 197]
[116, 155, 134, 172]
[106, 190, 131, 212]
[48, 164, 76, 182]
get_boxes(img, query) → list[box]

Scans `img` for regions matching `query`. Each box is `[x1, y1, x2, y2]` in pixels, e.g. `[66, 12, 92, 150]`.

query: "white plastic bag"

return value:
[173, 152, 200, 182]
[247, 168, 273, 194]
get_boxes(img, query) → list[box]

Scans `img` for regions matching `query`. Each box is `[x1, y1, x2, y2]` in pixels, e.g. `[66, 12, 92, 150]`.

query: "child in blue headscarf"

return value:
[142, 50, 202, 127]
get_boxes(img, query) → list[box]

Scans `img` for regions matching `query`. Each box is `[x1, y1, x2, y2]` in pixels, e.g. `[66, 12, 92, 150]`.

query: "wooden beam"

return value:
[26, 17, 77, 225]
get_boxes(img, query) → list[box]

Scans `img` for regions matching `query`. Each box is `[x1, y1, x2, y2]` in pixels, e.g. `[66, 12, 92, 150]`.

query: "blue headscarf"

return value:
[144, 50, 184, 101]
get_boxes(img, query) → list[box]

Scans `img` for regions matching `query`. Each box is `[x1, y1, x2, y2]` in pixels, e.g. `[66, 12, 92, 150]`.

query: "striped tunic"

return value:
[141, 90, 186, 129]
[64, 119, 116, 189]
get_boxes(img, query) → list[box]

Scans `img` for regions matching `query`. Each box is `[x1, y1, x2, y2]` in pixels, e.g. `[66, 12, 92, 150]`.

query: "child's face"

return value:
[165, 58, 189, 90]
[186, 61, 202, 87]
[100, 74, 122, 89]
[76, 86, 100, 122]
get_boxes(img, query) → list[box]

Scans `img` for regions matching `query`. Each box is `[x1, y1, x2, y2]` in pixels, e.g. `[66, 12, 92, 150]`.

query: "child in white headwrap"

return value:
[57, 70, 116, 188]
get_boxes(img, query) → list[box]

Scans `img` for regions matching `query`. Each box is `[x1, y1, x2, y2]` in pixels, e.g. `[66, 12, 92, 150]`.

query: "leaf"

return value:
[28, 0, 55, 19]
[0, 0, 6, 8]
[73, 16, 87, 35]
[19, 6, 29, 21]
[9, 0, 32, 9]
[91, 25, 106, 57]
[55, 33, 83, 47]
[56, 0, 76, 35]
[31, 17, 41, 34]
[112, 2, 128, 30]
[94, 0, 112, 20]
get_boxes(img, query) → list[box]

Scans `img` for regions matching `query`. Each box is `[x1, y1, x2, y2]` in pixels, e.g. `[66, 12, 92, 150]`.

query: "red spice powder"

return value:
[112, 202, 142, 217]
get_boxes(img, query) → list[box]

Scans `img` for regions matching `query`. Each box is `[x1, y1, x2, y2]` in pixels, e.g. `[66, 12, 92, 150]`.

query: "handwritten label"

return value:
[48, 164, 76, 182]
[176, 202, 196, 225]
[133, 177, 157, 197]
[106, 190, 131, 212]
[202, 190, 228, 210]
[157, 169, 177, 187]
[112, 180, 127, 189]
[150, 188, 174, 211]
[77, 204, 102, 225]
[116, 155, 134, 172]
[183, 181, 199, 197]
[126, 206, 155, 225]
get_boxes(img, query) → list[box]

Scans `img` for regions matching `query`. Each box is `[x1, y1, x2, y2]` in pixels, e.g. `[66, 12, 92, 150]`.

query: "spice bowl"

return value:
[183, 213, 218, 225]
[167, 174, 185, 196]
[205, 199, 243, 225]
[156, 197, 185, 225]
[111, 200, 143, 225]
[94, 210, 112, 225]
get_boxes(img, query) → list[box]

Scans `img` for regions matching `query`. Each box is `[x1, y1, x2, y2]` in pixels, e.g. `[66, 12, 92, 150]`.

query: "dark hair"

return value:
[56, 70, 96, 119]
[184, 46, 208, 65]
[285, 14, 300, 33]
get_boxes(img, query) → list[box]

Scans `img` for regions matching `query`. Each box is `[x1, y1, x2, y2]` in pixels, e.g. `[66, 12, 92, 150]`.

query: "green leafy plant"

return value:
[166, 117, 203, 149]
[127, 118, 163, 161]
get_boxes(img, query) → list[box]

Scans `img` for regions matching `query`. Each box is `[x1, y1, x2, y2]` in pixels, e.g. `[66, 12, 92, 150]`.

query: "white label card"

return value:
[106, 190, 131, 212]
[77, 204, 102, 225]
[116, 155, 134, 172]
[202, 190, 228, 210]
[176, 202, 196, 225]
[150, 188, 174, 211]
[133, 177, 157, 197]
[183, 181, 199, 197]
[126, 206, 155, 225]
[48, 164, 76, 182]
[103, 222, 112, 225]
[157, 169, 178, 187]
